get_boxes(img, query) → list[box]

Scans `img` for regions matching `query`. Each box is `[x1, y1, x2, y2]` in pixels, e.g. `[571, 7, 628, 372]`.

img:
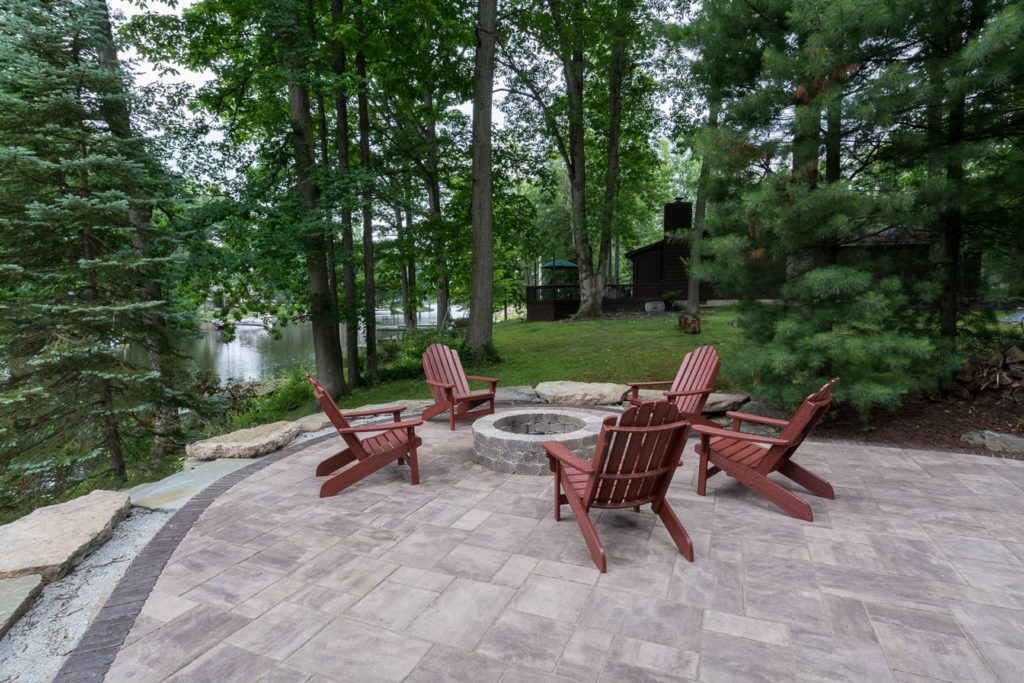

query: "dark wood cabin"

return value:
[526, 200, 710, 321]
[524, 200, 966, 321]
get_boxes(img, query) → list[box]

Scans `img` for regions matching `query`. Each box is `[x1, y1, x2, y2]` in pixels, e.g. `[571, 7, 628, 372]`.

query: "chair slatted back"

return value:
[422, 344, 471, 402]
[670, 345, 721, 415]
[769, 378, 839, 467]
[307, 374, 365, 458]
[586, 403, 689, 509]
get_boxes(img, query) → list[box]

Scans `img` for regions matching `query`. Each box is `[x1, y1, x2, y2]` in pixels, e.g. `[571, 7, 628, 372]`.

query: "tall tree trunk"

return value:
[102, 379, 127, 482]
[396, 205, 413, 332]
[547, 0, 601, 318]
[421, 92, 450, 327]
[687, 98, 719, 315]
[95, 0, 181, 460]
[597, 0, 628, 311]
[356, 35, 379, 385]
[937, 0, 986, 343]
[284, 11, 348, 398]
[465, 0, 498, 358]
[403, 208, 418, 330]
[77, 125, 128, 481]
[331, 0, 361, 386]
[824, 94, 841, 185]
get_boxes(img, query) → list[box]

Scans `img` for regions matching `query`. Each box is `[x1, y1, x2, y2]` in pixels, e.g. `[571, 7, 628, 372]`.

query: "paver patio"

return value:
[95, 406, 1024, 681]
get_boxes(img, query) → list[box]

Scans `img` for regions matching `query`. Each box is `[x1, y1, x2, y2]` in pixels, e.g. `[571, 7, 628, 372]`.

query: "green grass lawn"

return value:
[335, 309, 745, 411]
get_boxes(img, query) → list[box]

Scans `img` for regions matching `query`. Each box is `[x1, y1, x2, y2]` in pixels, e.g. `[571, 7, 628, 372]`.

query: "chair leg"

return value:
[553, 462, 562, 521]
[696, 443, 709, 496]
[778, 461, 834, 499]
[560, 471, 606, 573]
[316, 448, 356, 476]
[715, 457, 814, 521]
[408, 444, 419, 486]
[653, 500, 694, 562]
[449, 408, 456, 431]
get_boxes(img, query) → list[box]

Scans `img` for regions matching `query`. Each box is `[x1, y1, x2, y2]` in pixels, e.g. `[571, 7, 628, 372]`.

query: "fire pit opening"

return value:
[471, 409, 606, 476]
[492, 413, 585, 436]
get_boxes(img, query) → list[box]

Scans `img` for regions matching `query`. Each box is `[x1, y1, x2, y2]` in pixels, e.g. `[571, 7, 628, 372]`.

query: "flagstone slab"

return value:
[631, 390, 749, 413]
[535, 381, 629, 405]
[495, 385, 545, 403]
[186, 421, 301, 460]
[961, 430, 1024, 454]
[0, 574, 43, 639]
[293, 412, 332, 433]
[0, 490, 130, 583]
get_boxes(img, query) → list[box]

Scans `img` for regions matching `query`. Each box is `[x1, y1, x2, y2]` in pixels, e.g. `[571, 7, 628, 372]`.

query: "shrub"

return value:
[228, 368, 314, 429]
[733, 266, 959, 416]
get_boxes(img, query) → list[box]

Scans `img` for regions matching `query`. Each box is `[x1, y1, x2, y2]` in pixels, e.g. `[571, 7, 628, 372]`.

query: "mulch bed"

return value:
[816, 390, 1024, 454]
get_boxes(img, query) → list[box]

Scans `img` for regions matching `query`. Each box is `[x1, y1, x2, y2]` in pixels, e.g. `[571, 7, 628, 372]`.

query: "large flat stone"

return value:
[535, 381, 629, 406]
[0, 574, 43, 639]
[0, 490, 130, 583]
[961, 430, 1024, 454]
[186, 421, 301, 460]
[629, 390, 749, 414]
[294, 412, 332, 433]
[131, 458, 258, 511]
[703, 392, 750, 413]
[495, 386, 544, 403]
[356, 399, 433, 416]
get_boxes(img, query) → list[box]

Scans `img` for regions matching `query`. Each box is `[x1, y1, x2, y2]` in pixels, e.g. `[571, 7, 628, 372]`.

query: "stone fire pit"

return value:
[471, 409, 606, 475]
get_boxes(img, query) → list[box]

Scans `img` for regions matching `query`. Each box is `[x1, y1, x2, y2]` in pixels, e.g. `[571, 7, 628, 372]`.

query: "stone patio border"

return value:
[52, 432, 335, 682]
[49, 403, 1018, 681]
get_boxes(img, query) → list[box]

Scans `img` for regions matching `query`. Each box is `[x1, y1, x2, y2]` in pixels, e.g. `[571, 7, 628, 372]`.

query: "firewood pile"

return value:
[955, 346, 1024, 404]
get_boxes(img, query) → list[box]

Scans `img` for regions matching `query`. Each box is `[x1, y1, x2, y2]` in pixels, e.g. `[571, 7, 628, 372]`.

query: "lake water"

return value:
[179, 310, 451, 382]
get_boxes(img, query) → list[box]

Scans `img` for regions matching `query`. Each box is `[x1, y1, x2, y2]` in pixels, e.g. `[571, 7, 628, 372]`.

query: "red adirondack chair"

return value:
[307, 374, 422, 498]
[421, 343, 498, 430]
[691, 378, 839, 521]
[626, 345, 721, 418]
[544, 402, 694, 573]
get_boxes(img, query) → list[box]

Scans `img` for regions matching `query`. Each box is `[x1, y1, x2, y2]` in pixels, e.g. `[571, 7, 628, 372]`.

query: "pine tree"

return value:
[0, 0, 198, 500]
[683, 0, 1024, 412]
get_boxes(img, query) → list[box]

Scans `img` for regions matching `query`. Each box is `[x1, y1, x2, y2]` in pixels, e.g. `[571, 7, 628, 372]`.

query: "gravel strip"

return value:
[0, 508, 170, 683]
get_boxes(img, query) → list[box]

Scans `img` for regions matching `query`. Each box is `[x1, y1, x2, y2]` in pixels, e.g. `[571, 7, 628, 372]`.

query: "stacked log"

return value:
[955, 346, 1024, 405]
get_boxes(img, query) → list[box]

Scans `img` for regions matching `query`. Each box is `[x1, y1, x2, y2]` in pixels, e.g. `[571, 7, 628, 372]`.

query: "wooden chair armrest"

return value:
[339, 418, 423, 434]
[425, 379, 456, 390]
[665, 388, 712, 398]
[625, 380, 673, 388]
[691, 423, 790, 446]
[725, 411, 790, 427]
[543, 441, 594, 472]
[342, 405, 407, 419]
[465, 375, 499, 386]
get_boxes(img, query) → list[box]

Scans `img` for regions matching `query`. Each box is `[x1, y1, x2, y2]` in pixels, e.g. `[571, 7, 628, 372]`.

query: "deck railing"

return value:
[526, 283, 666, 303]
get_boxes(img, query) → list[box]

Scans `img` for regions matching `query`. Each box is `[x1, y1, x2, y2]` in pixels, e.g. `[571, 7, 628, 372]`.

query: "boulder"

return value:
[186, 420, 301, 460]
[0, 574, 43, 639]
[703, 392, 750, 414]
[0, 490, 130, 583]
[736, 400, 791, 421]
[633, 389, 667, 403]
[355, 399, 433, 415]
[622, 390, 749, 415]
[495, 386, 545, 403]
[961, 430, 1024, 455]
[535, 381, 630, 406]
[294, 412, 333, 433]
[707, 414, 779, 437]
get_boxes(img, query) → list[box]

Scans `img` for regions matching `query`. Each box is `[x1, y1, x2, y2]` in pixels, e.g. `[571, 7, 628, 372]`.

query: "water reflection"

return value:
[178, 310, 451, 383]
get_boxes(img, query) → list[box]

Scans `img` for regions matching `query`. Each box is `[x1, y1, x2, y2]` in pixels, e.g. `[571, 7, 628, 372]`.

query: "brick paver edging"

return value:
[52, 432, 336, 683]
